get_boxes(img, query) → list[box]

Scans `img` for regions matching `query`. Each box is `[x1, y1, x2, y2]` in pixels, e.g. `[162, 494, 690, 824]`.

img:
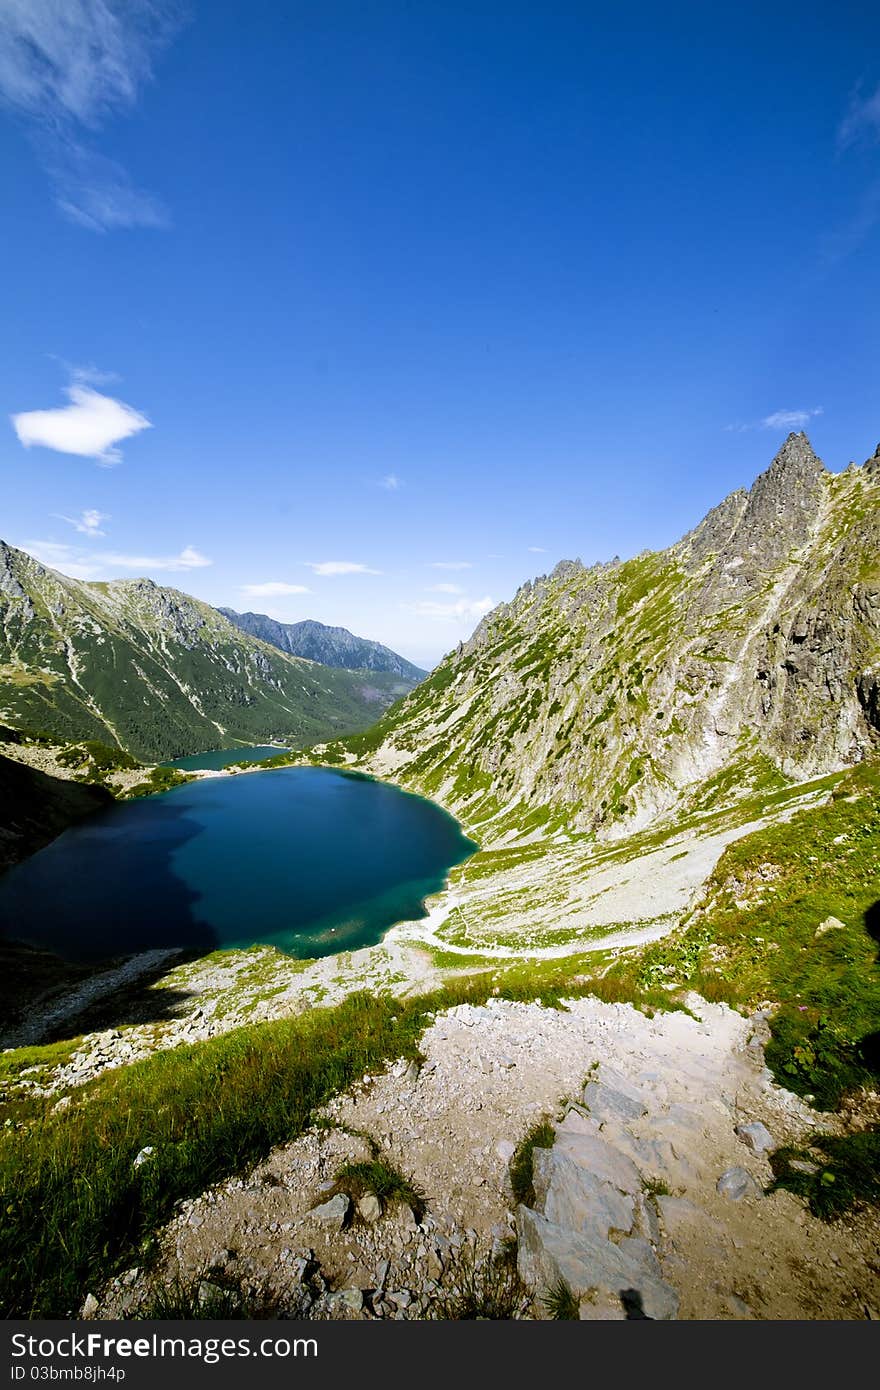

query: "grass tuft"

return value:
[509, 1118, 555, 1207]
[541, 1275, 580, 1320]
[332, 1158, 425, 1221]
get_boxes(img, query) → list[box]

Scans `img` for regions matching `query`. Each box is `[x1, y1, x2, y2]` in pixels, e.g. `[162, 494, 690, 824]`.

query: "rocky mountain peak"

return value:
[762, 430, 825, 485]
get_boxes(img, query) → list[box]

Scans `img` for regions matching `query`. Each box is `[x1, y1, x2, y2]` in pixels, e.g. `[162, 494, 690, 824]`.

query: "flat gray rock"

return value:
[532, 1147, 635, 1241]
[735, 1121, 773, 1153]
[583, 1079, 649, 1125]
[516, 1205, 678, 1320]
[311, 1192, 350, 1227]
[552, 1130, 643, 1196]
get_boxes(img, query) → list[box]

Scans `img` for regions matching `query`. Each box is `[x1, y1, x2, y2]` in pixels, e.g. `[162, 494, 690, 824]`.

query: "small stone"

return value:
[311, 1193, 350, 1228]
[735, 1121, 773, 1153]
[496, 1139, 515, 1162]
[81, 1294, 99, 1319]
[716, 1167, 760, 1201]
[788, 1158, 820, 1175]
[815, 916, 845, 937]
[133, 1145, 155, 1170]
[337, 1288, 363, 1311]
[357, 1193, 382, 1225]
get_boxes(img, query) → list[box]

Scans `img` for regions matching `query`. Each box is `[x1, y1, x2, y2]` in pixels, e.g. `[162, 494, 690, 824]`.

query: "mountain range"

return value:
[0, 545, 419, 763]
[342, 433, 880, 841]
[218, 610, 426, 681]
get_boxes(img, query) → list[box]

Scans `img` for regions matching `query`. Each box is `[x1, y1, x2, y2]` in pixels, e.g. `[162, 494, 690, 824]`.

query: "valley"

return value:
[0, 434, 878, 1321]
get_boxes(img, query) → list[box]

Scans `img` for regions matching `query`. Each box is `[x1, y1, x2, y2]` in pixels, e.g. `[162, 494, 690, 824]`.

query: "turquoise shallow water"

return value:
[0, 766, 476, 962]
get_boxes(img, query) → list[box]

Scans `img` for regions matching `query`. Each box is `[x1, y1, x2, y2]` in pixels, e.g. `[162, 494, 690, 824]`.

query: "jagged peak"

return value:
[757, 431, 826, 489]
[865, 441, 880, 477]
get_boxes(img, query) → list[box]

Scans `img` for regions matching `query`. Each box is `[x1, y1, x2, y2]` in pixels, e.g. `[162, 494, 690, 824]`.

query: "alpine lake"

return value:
[0, 750, 477, 962]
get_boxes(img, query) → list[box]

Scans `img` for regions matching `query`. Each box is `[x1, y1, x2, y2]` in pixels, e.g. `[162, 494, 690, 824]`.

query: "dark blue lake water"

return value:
[0, 766, 476, 962]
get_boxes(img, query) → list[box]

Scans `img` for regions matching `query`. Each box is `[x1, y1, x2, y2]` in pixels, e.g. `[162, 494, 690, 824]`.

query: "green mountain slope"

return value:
[0, 544, 414, 762]
[218, 610, 427, 682]
[340, 434, 880, 841]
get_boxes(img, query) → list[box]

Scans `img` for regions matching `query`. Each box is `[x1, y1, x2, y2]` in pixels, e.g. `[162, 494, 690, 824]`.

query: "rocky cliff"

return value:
[348, 435, 880, 838]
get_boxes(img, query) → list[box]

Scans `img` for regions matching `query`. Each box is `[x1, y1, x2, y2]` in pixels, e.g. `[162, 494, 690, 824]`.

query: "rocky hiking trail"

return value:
[93, 995, 880, 1321]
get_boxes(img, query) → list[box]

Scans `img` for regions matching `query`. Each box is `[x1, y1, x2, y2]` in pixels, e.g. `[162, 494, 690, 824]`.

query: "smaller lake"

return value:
[164, 745, 290, 771]
[0, 766, 476, 962]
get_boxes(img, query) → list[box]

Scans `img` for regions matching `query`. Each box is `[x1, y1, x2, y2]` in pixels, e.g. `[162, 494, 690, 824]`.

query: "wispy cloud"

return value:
[426, 582, 464, 595]
[306, 561, 382, 576]
[760, 407, 823, 430]
[102, 545, 211, 571]
[725, 407, 823, 433]
[378, 473, 402, 491]
[405, 594, 494, 624]
[838, 83, 880, 150]
[527, 545, 546, 553]
[0, 1, 184, 231]
[22, 538, 211, 578]
[20, 539, 105, 580]
[428, 560, 472, 571]
[55, 507, 109, 537]
[12, 382, 151, 464]
[241, 581, 311, 597]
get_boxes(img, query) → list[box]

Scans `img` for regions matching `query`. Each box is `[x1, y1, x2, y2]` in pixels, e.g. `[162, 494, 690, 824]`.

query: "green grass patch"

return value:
[332, 1159, 425, 1221]
[768, 1127, 880, 1219]
[605, 758, 880, 1109]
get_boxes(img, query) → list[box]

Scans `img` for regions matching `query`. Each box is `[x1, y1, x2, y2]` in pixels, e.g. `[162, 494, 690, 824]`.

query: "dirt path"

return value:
[94, 995, 880, 1321]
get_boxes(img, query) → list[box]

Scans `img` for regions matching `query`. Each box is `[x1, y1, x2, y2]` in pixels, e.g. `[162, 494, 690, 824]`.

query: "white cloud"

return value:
[56, 507, 109, 537]
[306, 561, 382, 576]
[838, 84, 880, 149]
[378, 473, 402, 491]
[0, 1, 183, 231]
[405, 594, 495, 623]
[12, 384, 151, 464]
[21, 538, 212, 579]
[20, 539, 105, 580]
[724, 407, 823, 433]
[527, 545, 546, 553]
[760, 407, 823, 430]
[52, 142, 170, 231]
[428, 560, 473, 571]
[427, 582, 464, 594]
[103, 545, 211, 571]
[241, 581, 311, 597]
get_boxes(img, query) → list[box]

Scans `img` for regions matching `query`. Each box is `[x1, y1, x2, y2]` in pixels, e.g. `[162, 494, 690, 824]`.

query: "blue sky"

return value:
[1, 1, 878, 667]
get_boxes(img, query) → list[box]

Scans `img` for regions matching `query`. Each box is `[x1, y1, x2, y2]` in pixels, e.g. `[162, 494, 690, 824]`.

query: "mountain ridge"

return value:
[0, 545, 414, 763]
[218, 609, 426, 681]
[338, 433, 880, 842]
